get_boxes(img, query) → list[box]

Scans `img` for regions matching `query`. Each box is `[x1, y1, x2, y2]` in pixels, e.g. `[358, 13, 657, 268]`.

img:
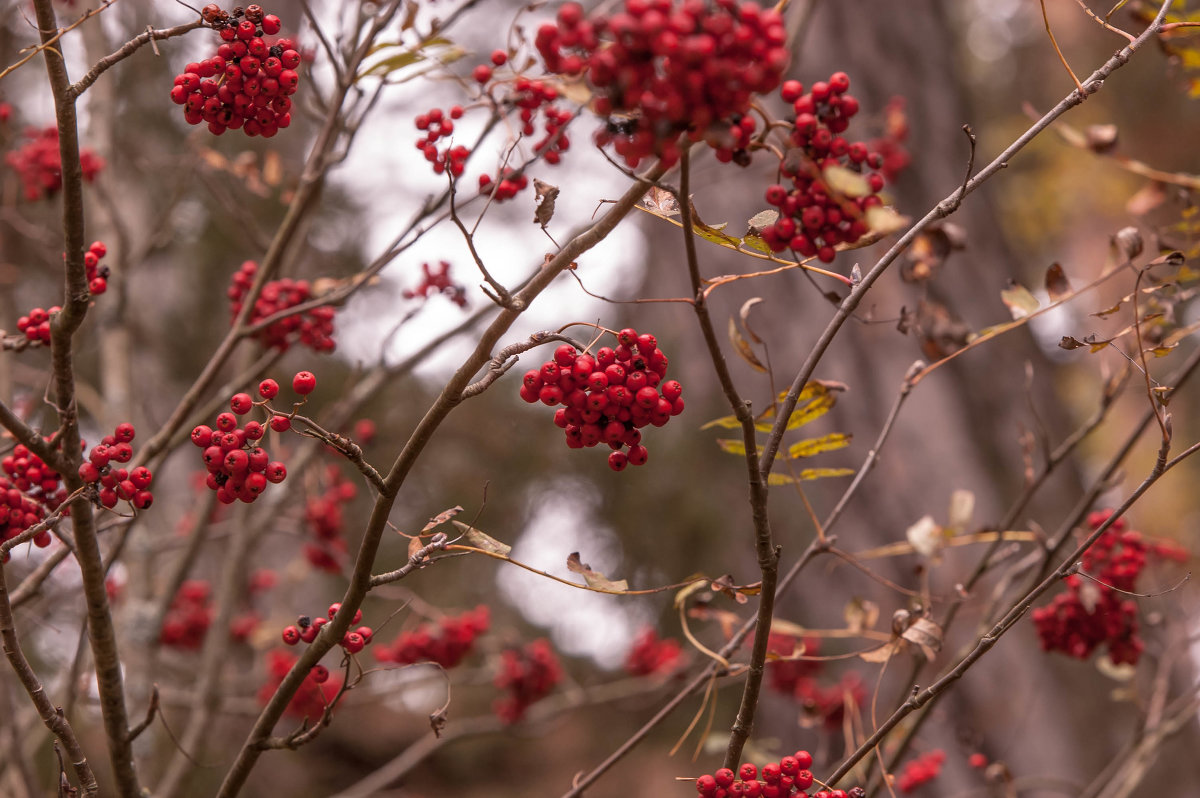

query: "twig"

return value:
[68, 20, 204, 99]
[287, 414, 386, 492]
[368, 533, 449, 586]
[460, 331, 586, 399]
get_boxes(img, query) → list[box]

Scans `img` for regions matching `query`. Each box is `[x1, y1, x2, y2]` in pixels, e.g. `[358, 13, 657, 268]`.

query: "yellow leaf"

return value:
[716, 439, 748, 456]
[784, 392, 837, 431]
[1000, 281, 1040, 320]
[865, 205, 909, 236]
[767, 473, 795, 486]
[787, 432, 851, 459]
[795, 467, 855, 480]
[700, 414, 743, 430]
[823, 165, 871, 197]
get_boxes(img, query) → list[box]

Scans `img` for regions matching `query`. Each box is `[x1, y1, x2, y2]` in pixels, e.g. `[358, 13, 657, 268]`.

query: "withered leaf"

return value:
[452, 521, 511, 556]
[532, 179, 559, 228]
[900, 617, 943, 660]
[739, 297, 765, 344]
[566, 552, 629, 592]
[1000, 280, 1040, 320]
[728, 316, 767, 372]
[1044, 263, 1072, 302]
[422, 506, 464, 533]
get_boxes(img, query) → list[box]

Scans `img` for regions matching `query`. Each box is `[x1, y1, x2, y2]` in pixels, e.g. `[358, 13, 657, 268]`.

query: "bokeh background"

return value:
[2, 0, 1200, 795]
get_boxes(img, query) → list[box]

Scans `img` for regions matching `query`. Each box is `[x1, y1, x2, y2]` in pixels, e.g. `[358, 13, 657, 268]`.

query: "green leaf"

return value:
[787, 432, 852, 459]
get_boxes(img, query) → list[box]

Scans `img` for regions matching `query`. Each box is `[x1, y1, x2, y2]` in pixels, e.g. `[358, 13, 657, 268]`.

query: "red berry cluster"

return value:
[519, 329, 683, 472]
[1032, 511, 1187, 666]
[765, 632, 823, 693]
[160, 580, 213, 650]
[493, 638, 562, 724]
[16, 306, 60, 346]
[259, 650, 338, 722]
[477, 168, 529, 202]
[624, 626, 683, 676]
[696, 751, 864, 798]
[228, 261, 337, 352]
[764, 635, 866, 731]
[869, 96, 911, 183]
[170, 4, 299, 136]
[402, 261, 468, 308]
[536, 0, 786, 168]
[896, 749, 945, 793]
[190, 376, 310, 505]
[78, 422, 154, 510]
[4, 126, 104, 201]
[374, 605, 490, 668]
[759, 73, 886, 264]
[0, 442, 68, 557]
[280, 602, 374, 654]
[510, 77, 575, 164]
[414, 106, 470, 177]
[81, 240, 111, 295]
[302, 464, 356, 573]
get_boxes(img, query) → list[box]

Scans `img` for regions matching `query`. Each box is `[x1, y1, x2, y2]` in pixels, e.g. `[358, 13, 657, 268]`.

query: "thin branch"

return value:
[757, 1, 1172, 478]
[68, 19, 204, 99]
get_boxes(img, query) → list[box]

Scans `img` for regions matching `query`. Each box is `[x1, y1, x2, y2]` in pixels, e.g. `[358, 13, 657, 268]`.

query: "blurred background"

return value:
[1, 0, 1200, 795]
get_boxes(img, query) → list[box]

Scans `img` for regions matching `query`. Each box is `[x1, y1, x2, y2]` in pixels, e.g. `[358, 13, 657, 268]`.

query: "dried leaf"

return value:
[728, 316, 767, 371]
[822, 165, 872, 197]
[900, 617, 943, 660]
[709, 575, 749, 604]
[689, 199, 741, 247]
[408, 535, 425, 560]
[566, 552, 629, 592]
[640, 186, 679, 215]
[739, 298, 765, 344]
[262, 151, 282, 187]
[422, 506, 464, 533]
[787, 432, 852, 459]
[1000, 280, 1040, 320]
[1059, 336, 1085, 350]
[745, 209, 779, 237]
[1126, 183, 1166, 216]
[673, 579, 707, 609]
[906, 515, 945, 558]
[452, 521, 511, 556]
[1044, 263, 1072, 302]
[858, 639, 902, 663]
[533, 178, 559, 228]
[947, 489, 975, 532]
[865, 205, 910, 236]
[844, 597, 880, 633]
[1085, 123, 1119, 153]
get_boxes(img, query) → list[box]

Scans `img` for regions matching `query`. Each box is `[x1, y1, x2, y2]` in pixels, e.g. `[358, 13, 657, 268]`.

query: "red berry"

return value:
[472, 64, 493, 84]
[269, 415, 291, 432]
[490, 49, 508, 66]
[258, 378, 279, 399]
[282, 625, 300, 645]
[230, 392, 254, 415]
[292, 370, 317, 395]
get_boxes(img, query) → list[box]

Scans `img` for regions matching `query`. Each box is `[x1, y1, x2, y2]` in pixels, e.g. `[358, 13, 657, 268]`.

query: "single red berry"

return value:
[114, 422, 136, 442]
[282, 625, 300, 645]
[490, 49, 508, 66]
[265, 461, 287, 483]
[608, 451, 628, 471]
[472, 64, 493, 84]
[258, 378, 279, 399]
[269, 415, 291, 432]
[311, 664, 330, 683]
[342, 632, 365, 653]
[292, 371, 317, 395]
[230, 392, 254, 415]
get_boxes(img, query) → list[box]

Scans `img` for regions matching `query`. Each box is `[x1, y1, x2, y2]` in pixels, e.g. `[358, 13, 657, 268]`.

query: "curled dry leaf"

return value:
[906, 515, 945, 559]
[728, 316, 767, 372]
[533, 178, 559, 228]
[566, 552, 629, 592]
[1085, 123, 1119, 153]
[1000, 280, 1040, 320]
[844, 597, 880, 634]
[422, 505, 464, 533]
[451, 521, 511, 556]
[739, 297, 765, 344]
[1044, 262, 1072, 302]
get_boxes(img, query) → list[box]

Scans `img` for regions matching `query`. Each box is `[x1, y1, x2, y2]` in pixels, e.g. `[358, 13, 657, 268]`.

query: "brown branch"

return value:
[459, 331, 586, 399]
[0, 561, 98, 795]
[287, 414, 386, 492]
[757, 0, 1173, 478]
[68, 20, 204, 99]
[215, 144, 669, 798]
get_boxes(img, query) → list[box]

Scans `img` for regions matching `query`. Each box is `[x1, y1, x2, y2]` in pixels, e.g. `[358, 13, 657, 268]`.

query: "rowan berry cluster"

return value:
[228, 260, 338, 352]
[78, 422, 154, 510]
[624, 627, 683, 676]
[190, 375, 311, 504]
[696, 750, 864, 798]
[259, 650, 338, 722]
[0, 442, 68, 557]
[303, 464, 356, 573]
[374, 605, 490, 668]
[16, 306, 60, 346]
[494, 638, 562, 723]
[5, 126, 104, 201]
[82, 240, 111, 295]
[280, 602, 374, 654]
[170, 4, 298, 136]
[477, 168, 529, 202]
[765, 634, 866, 730]
[414, 106, 470, 177]
[896, 749, 945, 793]
[403, 261, 468, 308]
[759, 73, 886, 263]
[1032, 511, 1188, 665]
[519, 329, 683, 472]
[536, 0, 787, 168]
[160, 580, 213, 650]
